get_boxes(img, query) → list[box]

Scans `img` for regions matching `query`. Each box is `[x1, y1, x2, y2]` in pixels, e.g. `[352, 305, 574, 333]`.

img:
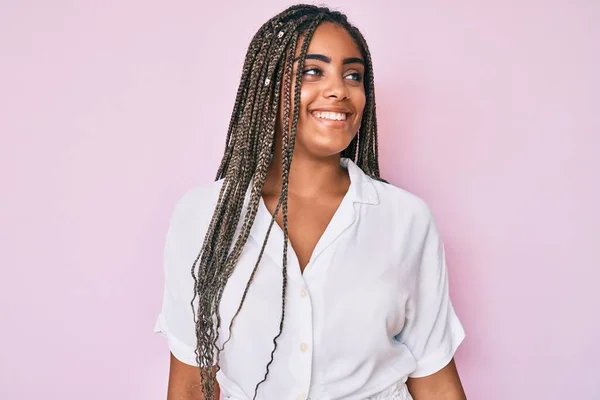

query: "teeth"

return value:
[313, 111, 347, 121]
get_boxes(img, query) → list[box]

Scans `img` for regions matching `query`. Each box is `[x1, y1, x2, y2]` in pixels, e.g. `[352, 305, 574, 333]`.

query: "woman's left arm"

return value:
[406, 359, 466, 400]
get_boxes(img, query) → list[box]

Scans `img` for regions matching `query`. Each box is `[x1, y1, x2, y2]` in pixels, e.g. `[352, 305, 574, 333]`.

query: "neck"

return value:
[263, 151, 349, 199]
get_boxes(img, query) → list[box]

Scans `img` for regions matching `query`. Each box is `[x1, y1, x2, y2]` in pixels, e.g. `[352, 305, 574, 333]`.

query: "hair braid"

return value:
[252, 15, 324, 400]
[215, 29, 301, 362]
[191, 5, 384, 399]
[214, 24, 298, 362]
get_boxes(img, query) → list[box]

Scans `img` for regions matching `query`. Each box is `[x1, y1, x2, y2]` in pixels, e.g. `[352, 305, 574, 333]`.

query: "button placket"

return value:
[288, 280, 313, 400]
[296, 392, 308, 400]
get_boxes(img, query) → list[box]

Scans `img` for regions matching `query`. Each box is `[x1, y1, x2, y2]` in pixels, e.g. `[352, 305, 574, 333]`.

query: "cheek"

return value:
[355, 90, 367, 116]
[299, 85, 311, 113]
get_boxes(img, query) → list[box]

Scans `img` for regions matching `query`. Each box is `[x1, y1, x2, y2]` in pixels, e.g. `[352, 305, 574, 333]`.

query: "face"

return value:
[279, 22, 367, 159]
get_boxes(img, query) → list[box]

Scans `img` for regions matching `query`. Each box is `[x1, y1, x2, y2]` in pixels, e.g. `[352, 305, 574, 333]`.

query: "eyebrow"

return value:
[294, 53, 365, 65]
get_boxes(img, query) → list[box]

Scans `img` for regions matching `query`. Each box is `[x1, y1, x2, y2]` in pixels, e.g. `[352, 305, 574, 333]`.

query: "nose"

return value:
[322, 74, 350, 101]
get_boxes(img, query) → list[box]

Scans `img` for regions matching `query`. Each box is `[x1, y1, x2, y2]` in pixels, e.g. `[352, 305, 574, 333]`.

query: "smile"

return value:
[311, 111, 348, 121]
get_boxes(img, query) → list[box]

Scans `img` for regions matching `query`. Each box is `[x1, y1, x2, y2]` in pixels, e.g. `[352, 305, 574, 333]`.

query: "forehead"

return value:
[297, 22, 362, 59]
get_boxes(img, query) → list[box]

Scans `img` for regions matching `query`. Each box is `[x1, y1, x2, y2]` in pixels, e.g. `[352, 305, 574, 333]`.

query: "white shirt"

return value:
[154, 158, 465, 400]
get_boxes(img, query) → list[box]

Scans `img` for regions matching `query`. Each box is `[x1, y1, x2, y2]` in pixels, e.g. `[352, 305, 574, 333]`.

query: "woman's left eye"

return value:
[345, 72, 362, 82]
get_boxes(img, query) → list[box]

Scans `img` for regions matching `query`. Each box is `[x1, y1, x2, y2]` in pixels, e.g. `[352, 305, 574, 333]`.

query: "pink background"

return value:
[1, 1, 599, 399]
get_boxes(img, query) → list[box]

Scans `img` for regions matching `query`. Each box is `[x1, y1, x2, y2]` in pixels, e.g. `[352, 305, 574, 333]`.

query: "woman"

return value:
[155, 4, 466, 400]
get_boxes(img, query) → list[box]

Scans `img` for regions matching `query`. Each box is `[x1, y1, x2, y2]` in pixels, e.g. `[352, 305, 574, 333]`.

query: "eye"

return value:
[303, 67, 322, 77]
[345, 72, 362, 82]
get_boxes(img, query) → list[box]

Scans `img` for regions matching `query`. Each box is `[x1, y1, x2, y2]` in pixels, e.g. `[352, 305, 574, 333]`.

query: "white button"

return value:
[300, 289, 307, 297]
[296, 393, 306, 400]
[300, 343, 308, 352]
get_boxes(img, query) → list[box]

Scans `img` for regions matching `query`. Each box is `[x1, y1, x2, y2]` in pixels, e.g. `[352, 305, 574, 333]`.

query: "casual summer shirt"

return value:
[154, 158, 465, 400]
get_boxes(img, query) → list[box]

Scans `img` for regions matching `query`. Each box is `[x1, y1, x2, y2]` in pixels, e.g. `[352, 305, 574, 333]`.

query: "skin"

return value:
[167, 354, 220, 400]
[262, 22, 366, 272]
[167, 22, 466, 400]
[407, 359, 467, 399]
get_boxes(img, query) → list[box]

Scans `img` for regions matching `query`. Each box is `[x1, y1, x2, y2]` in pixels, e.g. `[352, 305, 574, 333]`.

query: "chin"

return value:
[293, 124, 357, 159]
[299, 138, 354, 159]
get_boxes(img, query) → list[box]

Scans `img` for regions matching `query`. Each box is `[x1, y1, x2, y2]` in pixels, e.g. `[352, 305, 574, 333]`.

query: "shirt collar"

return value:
[243, 157, 380, 208]
[246, 157, 380, 244]
[246, 157, 379, 273]
[341, 157, 380, 205]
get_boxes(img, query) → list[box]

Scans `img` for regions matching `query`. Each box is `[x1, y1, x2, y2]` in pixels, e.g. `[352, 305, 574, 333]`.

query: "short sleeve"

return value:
[397, 206, 465, 378]
[154, 187, 214, 366]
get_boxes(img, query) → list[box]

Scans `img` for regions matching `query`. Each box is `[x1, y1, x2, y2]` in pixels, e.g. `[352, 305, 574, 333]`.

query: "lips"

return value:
[309, 106, 353, 124]
[309, 110, 353, 129]
[312, 111, 348, 121]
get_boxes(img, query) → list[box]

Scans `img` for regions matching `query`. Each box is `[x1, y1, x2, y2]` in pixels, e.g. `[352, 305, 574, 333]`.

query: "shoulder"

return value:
[369, 177, 435, 232]
[167, 179, 224, 238]
[346, 159, 432, 224]
[365, 178, 445, 274]
[345, 159, 437, 242]
[162, 180, 225, 282]
[171, 180, 223, 216]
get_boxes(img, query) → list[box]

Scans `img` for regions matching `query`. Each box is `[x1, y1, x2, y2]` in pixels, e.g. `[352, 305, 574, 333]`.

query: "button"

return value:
[300, 343, 308, 352]
[296, 393, 306, 400]
[300, 289, 307, 297]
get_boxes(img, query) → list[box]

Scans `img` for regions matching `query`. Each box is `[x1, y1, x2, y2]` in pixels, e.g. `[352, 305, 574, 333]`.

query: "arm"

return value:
[399, 205, 466, 399]
[407, 359, 466, 400]
[167, 353, 221, 400]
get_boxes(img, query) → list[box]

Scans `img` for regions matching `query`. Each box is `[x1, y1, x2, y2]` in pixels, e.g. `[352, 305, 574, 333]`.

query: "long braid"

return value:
[216, 32, 265, 179]
[216, 27, 302, 358]
[252, 16, 324, 400]
[193, 23, 280, 396]
[191, 5, 383, 399]
[214, 22, 299, 363]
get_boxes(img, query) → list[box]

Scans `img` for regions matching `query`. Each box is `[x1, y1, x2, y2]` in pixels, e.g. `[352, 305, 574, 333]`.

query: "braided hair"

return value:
[190, 5, 382, 399]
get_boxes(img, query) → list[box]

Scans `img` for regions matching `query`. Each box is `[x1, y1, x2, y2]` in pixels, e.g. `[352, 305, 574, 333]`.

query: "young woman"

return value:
[155, 5, 466, 400]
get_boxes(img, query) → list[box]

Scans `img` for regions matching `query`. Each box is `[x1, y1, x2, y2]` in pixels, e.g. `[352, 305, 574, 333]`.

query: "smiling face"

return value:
[279, 22, 367, 159]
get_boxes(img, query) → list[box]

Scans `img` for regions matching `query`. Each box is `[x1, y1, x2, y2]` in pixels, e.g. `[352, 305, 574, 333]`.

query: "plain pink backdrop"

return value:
[1, 1, 599, 399]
